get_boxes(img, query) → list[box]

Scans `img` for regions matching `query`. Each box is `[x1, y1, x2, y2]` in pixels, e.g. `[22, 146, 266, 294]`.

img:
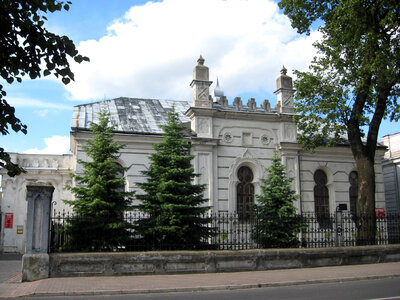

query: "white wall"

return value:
[0, 153, 73, 253]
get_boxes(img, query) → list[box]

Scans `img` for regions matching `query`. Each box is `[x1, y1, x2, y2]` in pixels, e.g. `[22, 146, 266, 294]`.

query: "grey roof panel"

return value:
[71, 97, 191, 134]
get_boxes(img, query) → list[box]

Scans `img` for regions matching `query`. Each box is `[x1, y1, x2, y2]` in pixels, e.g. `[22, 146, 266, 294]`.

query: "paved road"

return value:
[0, 254, 21, 284]
[10, 277, 400, 300]
[1, 258, 400, 298]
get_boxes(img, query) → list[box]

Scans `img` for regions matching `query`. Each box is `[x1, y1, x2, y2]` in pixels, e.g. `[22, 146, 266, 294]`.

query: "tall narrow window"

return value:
[114, 163, 126, 193]
[237, 166, 254, 220]
[349, 171, 358, 215]
[314, 170, 330, 227]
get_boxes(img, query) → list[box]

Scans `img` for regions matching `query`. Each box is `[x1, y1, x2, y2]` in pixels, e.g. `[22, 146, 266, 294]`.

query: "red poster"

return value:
[376, 208, 385, 218]
[4, 213, 13, 228]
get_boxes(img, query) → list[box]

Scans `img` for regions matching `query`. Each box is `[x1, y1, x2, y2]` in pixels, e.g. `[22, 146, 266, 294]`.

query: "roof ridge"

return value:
[74, 97, 191, 107]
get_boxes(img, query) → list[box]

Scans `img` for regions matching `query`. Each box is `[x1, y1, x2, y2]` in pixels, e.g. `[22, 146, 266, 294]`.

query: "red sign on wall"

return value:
[4, 213, 13, 229]
[376, 208, 385, 218]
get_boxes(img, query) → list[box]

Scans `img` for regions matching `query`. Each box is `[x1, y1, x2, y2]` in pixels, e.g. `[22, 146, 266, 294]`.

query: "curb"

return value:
[20, 273, 400, 298]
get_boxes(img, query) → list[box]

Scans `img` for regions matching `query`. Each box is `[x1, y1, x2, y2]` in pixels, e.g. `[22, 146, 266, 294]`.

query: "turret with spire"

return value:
[274, 66, 295, 113]
[190, 55, 213, 108]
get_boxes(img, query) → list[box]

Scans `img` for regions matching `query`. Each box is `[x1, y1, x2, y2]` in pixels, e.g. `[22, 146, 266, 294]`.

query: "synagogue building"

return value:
[0, 57, 386, 253]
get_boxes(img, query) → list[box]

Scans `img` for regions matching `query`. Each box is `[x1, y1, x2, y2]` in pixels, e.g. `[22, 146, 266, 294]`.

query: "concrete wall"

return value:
[29, 245, 400, 281]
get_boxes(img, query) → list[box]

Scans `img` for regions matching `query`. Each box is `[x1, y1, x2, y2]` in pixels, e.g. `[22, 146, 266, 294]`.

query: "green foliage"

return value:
[0, 97, 27, 176]
[135, 106, 212, 250]
[63, 110, 134, 251]
[279, 0, 399, 219]
[279, 0, 399, 150]
[0, 0, 89, 176]
[252, 151, 303, 248]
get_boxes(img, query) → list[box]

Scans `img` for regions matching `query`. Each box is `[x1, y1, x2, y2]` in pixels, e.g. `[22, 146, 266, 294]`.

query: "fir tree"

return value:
[252, 151, 302, 248]
[63, 110, 134, 251]
[135, 106, 212, 250]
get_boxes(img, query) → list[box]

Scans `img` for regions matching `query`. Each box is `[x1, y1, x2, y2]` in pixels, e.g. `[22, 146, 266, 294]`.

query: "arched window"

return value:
[237, 166, 254, 220]
[114, 163, 126, 193]
[314, 170, 330, 227]
[349, 171, 358, 215]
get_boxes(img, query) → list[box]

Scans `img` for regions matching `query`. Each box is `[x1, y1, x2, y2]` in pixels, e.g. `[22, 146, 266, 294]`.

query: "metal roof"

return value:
[71, 97, 191, 134]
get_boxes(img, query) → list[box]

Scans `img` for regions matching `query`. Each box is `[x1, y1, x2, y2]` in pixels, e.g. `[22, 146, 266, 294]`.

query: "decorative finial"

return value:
[214, 77, 224, 98]
[197, 55, 205, 65]
[280, 66, 287, 75]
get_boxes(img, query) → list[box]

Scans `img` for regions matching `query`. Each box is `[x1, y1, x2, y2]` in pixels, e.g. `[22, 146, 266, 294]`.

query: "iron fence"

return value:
[300, 212, 400, 247]
[49, 209, 400, 253]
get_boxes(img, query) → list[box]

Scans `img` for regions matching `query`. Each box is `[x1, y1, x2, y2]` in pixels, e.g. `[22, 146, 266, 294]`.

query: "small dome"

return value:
[214, 78, 224, 98]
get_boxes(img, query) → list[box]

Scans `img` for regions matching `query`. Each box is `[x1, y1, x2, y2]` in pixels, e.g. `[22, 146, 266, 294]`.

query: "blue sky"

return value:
[2, 0, 148, 153]
[1, 0, 399, 154]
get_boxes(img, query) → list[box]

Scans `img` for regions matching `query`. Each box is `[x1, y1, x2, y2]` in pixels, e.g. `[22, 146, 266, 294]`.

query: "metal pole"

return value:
[336, 204, 346, 247]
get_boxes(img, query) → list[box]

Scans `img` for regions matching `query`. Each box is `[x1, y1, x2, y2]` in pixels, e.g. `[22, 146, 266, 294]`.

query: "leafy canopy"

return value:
[279, 0, 399, 152]
[0, 0, 89, 176]
[63, 110, 134, 251]
[279, 1, 399, 239]
[135, 106, 212, 250]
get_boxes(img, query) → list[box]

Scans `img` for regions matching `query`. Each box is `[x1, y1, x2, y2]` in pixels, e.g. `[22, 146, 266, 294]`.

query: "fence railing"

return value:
[300, 212, 400, 247]
[49, 210, 400, 253]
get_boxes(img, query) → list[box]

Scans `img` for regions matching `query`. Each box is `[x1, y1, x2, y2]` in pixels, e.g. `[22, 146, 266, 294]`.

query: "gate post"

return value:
[22, 186, 54, 282]
[25, 186, 54, 253]
[335, 204, 347, 247]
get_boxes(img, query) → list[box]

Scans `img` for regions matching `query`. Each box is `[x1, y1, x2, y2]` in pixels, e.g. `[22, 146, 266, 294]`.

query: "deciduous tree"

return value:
[279, 0, 399, 244]
[0, 0, 89, 176]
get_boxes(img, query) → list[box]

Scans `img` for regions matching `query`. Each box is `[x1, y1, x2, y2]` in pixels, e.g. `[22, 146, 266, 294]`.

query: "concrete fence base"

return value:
[22, 245, 400, 282]
[22, 253, 50, 282]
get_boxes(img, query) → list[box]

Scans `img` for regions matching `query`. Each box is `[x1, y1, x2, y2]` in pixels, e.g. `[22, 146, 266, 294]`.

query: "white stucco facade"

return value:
[0, 154, 73, 253]
[382, 132, 400, 214]
[0, 57, 387, 253]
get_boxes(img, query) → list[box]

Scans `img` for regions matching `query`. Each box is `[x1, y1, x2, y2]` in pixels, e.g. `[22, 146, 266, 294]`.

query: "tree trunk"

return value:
[355, 156, 376, 245]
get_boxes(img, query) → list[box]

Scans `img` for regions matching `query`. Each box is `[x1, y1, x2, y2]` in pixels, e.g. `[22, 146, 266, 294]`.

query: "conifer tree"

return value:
[252, 151, 302, 248]
[135, 106, 212, 250]
[63, 110, 134, 251]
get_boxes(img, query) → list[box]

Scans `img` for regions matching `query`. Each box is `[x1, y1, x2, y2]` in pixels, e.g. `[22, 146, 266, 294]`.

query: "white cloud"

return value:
[34, 109, 49, 118]
[24, 136, 70, 154]
[66, 0, 321, 102]
[7, 97, 71, 110]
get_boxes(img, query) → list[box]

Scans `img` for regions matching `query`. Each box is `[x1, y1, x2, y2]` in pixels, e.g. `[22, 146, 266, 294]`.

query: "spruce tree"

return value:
[63, 110, 134, 251]
[252, 151, 302, 248]
[135, 106, 212, 250]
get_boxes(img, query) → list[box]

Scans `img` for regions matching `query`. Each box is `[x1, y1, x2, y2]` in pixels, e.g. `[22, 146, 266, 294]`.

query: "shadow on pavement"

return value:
[0, 253, 22, 261]
[0, 253, 22, 283]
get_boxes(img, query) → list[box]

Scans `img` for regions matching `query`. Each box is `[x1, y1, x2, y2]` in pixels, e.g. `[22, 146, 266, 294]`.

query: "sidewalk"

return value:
[1, 262, 400, 298]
